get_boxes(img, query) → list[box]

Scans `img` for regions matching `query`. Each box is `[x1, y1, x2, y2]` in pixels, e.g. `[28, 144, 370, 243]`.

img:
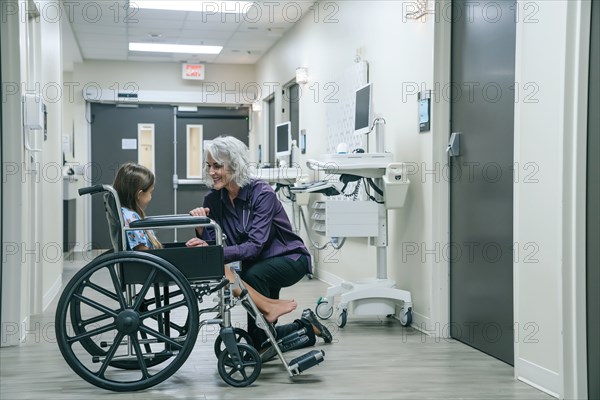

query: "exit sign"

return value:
[182, 63, 205, 80]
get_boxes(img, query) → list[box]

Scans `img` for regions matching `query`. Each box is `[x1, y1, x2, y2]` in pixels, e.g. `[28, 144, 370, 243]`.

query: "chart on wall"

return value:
[325, 61, 368, 155]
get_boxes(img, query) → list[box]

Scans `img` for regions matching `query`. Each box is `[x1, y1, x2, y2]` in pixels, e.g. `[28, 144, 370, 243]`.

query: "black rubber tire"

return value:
[55, 251, 199, 392]
[337, 310, 347, 328]
[217, 343, 261, 387]
[399, 307, 413, 327]
[213, 328, 254, 358]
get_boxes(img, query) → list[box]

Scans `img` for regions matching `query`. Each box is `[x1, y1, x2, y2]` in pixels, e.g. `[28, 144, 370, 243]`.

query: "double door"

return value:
[90, 103, 248, 248]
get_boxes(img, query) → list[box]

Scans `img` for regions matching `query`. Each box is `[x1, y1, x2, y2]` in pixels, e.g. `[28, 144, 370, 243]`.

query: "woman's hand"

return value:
[189, 207, 210, 217]
[186, 237, 209, 247]
[190, 207, 210, 237]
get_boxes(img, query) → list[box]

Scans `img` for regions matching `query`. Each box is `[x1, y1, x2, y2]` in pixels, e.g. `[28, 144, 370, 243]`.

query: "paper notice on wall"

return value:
[62, 134, 71, 154]
[122, 139, 137, 150]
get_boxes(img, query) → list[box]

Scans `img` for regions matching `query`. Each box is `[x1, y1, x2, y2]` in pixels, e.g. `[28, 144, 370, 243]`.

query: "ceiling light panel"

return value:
[129, 42, 223, 54]
[132, 1, 255, 13]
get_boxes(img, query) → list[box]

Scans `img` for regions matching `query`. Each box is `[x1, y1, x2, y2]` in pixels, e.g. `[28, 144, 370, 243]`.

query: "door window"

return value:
[138, 123, 155, 172]
[186, 124, 203, 178]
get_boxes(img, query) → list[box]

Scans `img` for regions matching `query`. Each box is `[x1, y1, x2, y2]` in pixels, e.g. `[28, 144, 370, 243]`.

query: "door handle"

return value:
[447, 132, 461, 157]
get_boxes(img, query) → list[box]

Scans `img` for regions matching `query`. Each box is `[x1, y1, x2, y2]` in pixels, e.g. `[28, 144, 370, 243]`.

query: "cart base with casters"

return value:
[316, 278, 413, 328]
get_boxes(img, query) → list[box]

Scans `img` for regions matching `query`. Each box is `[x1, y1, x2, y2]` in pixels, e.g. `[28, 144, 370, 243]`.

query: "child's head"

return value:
[113, 162, 155, 217]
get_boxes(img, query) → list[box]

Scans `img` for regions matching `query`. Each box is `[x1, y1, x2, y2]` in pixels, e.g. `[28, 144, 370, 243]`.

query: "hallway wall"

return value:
[1, 0, 63, 346]
[253, 1, 438, 332]
[514, 0, 591, 397]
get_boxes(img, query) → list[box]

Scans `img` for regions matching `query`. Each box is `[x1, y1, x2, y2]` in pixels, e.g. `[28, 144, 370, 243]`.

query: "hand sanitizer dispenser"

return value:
[382, 162, 410, 209]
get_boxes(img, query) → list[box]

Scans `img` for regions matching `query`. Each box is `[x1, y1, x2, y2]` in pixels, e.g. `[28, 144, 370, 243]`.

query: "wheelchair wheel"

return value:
[213, 327, 254, 358]
[217, 343, 261, 387]
[55, 251, 199, 391]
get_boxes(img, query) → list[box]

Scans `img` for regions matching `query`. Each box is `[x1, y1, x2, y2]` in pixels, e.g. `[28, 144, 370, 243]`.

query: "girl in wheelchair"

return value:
[113, 162, 298, 323]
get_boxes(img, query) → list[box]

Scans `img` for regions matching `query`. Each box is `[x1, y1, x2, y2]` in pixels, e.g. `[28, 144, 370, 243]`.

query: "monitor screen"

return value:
[275, 122, 291, 157]
[354, 83, 372, 135]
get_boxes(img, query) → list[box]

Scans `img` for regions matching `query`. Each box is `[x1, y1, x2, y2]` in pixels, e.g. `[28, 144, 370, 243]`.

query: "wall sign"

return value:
[182, 63, 205, 80]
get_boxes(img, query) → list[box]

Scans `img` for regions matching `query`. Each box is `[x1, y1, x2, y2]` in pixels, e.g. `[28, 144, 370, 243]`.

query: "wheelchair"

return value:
[54, 184, 325, 391]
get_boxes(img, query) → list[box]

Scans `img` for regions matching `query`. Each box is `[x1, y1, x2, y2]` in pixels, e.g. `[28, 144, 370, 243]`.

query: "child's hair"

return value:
[113, 162, 162, 249]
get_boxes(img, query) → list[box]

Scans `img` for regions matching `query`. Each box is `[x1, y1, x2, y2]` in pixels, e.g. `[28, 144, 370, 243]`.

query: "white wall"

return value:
[1, 0, 27, 347]
[514, 0, 590, 398]
[40, 1, 64, 312]
[1, 0, 63, 346]
[253, 1, 439, 330]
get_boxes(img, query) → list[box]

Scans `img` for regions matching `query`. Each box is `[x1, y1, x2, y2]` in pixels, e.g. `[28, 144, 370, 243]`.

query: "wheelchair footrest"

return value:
[261, 328, 309, 353]
[288, 350, 325, 374]
[260, 328, 310, 362]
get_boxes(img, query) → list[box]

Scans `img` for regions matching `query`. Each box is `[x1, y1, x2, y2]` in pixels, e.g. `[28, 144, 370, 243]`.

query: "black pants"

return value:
[240, 254, 312, 348]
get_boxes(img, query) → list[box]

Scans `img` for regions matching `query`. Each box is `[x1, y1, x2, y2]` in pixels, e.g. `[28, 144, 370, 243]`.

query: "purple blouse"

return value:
[202, 179, 311, 273]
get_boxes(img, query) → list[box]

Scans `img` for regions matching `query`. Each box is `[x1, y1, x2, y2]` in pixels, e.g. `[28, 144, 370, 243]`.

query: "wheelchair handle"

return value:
[79, 184, 106, 196]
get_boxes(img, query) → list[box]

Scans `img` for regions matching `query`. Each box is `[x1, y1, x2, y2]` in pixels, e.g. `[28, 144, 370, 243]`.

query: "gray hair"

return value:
[204, 136, 255, 188]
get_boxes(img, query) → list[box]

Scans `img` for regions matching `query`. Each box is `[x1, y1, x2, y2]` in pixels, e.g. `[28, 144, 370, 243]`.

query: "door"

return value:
[90, 103, 174, 249]
[587, 0, 599, 396]
[449, 0, 516, 364]
[174, 107, 249, 241]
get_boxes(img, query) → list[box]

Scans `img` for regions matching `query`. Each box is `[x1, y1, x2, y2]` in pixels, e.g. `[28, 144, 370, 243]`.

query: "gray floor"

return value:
[0, 255, 551, 400]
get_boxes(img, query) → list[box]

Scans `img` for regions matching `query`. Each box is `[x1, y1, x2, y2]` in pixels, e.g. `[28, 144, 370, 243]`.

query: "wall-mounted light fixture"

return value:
[295, 67, 309, 85]
[404, 0, 433, 19]
[252, 101, 262, 112]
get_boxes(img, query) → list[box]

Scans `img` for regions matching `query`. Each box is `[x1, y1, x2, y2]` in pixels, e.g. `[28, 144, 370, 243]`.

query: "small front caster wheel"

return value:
[213, 327, 254, 358]
[315, 298, 333, 320]
[217, 343, 261, 387]
[336, 309, 347, 328]
[399, 306, 413, 327]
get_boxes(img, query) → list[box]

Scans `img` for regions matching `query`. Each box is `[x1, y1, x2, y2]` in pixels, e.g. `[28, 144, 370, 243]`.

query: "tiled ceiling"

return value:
[65, 0, 312, 64]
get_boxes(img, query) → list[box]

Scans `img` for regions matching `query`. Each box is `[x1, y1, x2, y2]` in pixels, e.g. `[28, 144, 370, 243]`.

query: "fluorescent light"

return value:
[129, 42, 222, 54]
[131, 1, 255, 13]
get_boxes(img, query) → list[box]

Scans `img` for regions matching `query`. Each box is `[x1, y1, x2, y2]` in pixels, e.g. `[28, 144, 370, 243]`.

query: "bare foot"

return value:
[263, 299, 297, 323]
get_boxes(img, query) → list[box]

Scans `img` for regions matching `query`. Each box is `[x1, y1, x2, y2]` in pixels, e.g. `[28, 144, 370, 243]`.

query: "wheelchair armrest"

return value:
[129, 215, 210, 229]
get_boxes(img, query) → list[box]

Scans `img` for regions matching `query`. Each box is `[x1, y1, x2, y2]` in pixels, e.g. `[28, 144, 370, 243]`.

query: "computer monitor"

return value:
[354, 82, 372, 135]
[275, 121, 292, 157]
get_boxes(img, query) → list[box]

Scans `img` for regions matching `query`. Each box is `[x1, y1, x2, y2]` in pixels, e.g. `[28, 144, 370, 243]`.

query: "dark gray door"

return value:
[449, 0, 516, 364]
[174, 108, 249, 240]
[90, 103, 174, 249]
[587, 0, 599, 397]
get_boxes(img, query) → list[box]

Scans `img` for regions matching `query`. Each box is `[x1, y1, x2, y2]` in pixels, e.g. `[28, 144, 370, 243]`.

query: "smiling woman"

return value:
[189, 136, 332, 351]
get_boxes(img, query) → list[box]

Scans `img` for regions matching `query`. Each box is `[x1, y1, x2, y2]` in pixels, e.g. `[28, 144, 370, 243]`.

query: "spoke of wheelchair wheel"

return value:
[139, 325, 183, 350]
[68, 323, 117, 344]
[72, 293, 118, 318]
[141, 289, 183, 308]
[140, 300, 187, 320]
[147, 314, 186, 335]
[83, 280, 119, 303]
[130, 335, 151, 379]
[169, 320, 185, 335]
[97, 331, 125, 378]
[79, 312, 112, 328]
[107, 265, 127, 309]
[132, 269, 158, 311]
